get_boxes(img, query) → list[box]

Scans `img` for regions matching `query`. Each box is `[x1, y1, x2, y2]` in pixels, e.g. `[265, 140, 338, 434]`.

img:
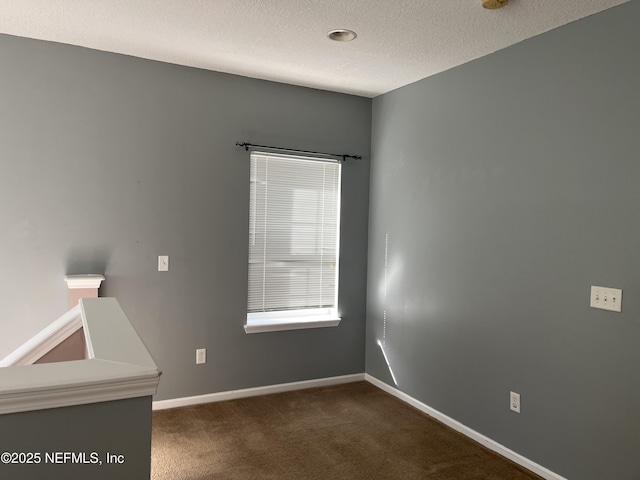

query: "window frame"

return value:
[244, 151, 342, 334]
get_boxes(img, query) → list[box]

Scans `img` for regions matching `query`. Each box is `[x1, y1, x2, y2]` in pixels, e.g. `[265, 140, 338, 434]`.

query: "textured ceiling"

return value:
[0, 0, 629, 97]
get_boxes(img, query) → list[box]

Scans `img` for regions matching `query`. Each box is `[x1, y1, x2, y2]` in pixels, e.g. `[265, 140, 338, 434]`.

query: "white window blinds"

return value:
[248, 152, 341, 315]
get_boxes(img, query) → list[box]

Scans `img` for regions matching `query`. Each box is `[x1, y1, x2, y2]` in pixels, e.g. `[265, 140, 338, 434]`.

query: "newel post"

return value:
[64, 274, 105, 308]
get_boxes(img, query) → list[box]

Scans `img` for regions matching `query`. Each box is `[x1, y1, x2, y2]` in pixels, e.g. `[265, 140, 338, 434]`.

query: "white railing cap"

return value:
[0, 298, 160, 415]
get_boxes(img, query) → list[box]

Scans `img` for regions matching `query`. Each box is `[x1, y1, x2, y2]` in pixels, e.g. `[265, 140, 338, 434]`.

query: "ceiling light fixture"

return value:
[482, 0, 508, 9]
[327, 29, 357, 42]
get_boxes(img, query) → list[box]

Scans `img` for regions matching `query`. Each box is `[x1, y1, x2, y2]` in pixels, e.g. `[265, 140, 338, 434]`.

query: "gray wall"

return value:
[0, 397, 152, 480]
[367, 2, 640, 479]
[0, 34, 371, 400]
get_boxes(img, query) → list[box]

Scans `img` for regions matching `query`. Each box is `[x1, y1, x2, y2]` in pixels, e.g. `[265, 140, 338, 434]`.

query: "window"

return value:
[245, 151, 342, 333]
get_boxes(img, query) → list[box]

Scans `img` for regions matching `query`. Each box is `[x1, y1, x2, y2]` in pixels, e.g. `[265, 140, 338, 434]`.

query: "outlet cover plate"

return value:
[590, 285, 622, 312]
[510, 391, 520, 413]
[196, 348, 206, 365]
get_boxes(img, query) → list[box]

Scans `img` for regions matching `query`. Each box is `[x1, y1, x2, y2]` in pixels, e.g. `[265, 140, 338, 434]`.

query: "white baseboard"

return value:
[152, 373, 365, 410]
[365, 374, 567, 480]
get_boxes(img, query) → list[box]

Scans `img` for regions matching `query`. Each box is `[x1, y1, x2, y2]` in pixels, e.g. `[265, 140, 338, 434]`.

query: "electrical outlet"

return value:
[510, 391, 520, 413]
[196, 348, 206, 365]
[590, 285, 622, 312]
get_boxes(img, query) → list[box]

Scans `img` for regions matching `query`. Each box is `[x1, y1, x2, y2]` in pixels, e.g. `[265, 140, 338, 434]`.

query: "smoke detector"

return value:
[482, 0, 508, 9]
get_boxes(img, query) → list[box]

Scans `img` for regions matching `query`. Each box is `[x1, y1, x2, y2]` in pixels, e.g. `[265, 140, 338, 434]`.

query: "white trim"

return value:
[152, 373, 364, 410]
[0, 360, 159, 414]
[0, 305, 83, 367]
[244, 316, 341, 334]
[248, 307, 336, 321]
[64, 274, 105, 289]
[0, 298, 160, 415]
[365, 374, 568, 480]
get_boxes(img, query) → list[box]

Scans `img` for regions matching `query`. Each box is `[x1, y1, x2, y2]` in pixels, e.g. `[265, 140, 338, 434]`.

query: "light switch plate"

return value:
[590, 285, 622, 312]
[158, 255, 169, 272]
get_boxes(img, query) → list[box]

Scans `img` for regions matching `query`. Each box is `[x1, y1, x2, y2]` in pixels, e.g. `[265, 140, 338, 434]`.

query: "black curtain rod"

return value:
[236, 142, 361, 161]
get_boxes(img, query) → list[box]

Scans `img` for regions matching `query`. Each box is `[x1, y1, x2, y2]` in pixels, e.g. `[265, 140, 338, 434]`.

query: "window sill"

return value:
[244, 316, 341, 334]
